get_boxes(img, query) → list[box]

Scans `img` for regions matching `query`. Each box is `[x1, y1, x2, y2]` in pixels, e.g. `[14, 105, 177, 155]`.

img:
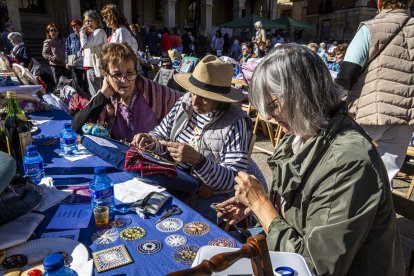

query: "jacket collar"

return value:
[268, 113, 350, 203]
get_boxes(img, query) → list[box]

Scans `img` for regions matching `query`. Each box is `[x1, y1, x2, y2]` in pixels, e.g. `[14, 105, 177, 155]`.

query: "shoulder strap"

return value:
[170, 108, 187, 141]
[361, 16, 411, 73]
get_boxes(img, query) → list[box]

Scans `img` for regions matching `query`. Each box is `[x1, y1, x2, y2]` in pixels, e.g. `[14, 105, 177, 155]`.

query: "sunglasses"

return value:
[49, 29, 58, 33]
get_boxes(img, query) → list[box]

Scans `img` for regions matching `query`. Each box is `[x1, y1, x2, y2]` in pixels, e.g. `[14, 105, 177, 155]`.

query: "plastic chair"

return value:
[167, 234, 273, 276]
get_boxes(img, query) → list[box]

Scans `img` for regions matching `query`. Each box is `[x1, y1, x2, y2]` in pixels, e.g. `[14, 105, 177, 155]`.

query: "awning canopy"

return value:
[222, 14, 287, 29]
[272, 16, 313, 29]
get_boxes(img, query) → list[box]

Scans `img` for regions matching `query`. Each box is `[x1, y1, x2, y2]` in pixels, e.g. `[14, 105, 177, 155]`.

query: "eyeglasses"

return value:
[49, 29, 58, 33]
[265, 98, 281, 114]
[108, 72, 137, 82]
[242, 48, 248, 51]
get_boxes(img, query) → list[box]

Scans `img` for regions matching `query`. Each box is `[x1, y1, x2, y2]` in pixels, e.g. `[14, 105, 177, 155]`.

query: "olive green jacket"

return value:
[266, 113, 404, 275]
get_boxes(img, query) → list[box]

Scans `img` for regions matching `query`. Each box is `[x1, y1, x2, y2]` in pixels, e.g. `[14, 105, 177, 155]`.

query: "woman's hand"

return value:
[234, 171, 268, 211]
[160, 141, 200, 165]
[101, 77, 114, 99]
[216, 197, 251, 225]
[131, 133, 156, 150]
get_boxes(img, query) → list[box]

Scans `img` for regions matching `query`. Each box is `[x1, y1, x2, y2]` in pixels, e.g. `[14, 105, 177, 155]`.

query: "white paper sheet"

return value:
[114, 178, 166, 204]
[84, 134, 118, 149]
[54, 145, 93, 162]
[41, 229, 80, 241]
[29, 115, 54, 125]
[0, 213, 45, 250]
[47, 204, 92, 230]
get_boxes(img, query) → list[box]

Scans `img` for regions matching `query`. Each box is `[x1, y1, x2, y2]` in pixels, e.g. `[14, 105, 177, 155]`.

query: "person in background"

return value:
[256, 41, 268, 58]
[252, 21, 266, 46]
[160, 28, 174, 55]
[274, 33, 285, 44]
[328, 43, 348, 72]
[229, 39, 241, 60]
[223, 33, 230, 56]
[328, 41, 338, 54]
[130, 23, 144, 51]
[7, 32, 31, 68]
[216, 44, 404, 275]
[101, 4, 138, 54]
[1, 22, 14, 54]
[146, 25, 160, 56]
[307, 42, 319, 54]
[195, 30, 209, 58]
[72, 43, 181, 142]
[42, 23, 67, 84]
[239, 42, 254, 64]
[173, 27, 183, 54]
[80, 10, 107, 97]
[65, 19, 85, 93]
[336, 0, 414, 184]
[211, 29, 224, 56]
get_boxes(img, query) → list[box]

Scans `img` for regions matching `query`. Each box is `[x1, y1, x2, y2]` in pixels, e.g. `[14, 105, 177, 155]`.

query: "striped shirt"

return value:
[150, 98, 250, 191]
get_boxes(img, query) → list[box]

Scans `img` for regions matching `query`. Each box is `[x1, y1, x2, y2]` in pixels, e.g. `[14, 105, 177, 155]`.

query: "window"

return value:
[19, 0, 45, 13]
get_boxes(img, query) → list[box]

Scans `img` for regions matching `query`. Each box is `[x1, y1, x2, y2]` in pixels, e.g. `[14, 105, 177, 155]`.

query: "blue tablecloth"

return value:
[31, 111, 241, 275]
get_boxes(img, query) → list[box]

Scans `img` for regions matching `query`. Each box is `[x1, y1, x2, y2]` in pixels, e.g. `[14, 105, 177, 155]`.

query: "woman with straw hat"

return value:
[132, 55, 252, 222]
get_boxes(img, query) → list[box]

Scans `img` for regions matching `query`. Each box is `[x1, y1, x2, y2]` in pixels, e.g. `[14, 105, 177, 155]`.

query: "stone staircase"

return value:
[25, 38, 48, 66]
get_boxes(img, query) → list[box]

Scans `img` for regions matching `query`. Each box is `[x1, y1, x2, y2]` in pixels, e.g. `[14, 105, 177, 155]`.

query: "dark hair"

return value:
[241, 42, 254, 50]
[70, 19, 82, 27]
[382, 0, 412, 9]
[101, 43, 138, 73]
[215, 30, 222, 38]
[45, 23, 61, 39]
[149, 25, 156, 32]
[101, 4, 128, 30]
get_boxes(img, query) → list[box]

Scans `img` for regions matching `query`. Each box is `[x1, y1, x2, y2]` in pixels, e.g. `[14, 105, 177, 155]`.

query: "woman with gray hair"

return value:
[80, 10, 107, 96]
[216, 44, 404, 275]
[252, 20, 265, 46]
[8, 32, 32, 68]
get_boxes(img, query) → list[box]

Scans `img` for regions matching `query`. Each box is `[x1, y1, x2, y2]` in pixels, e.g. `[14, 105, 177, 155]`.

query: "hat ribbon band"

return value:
[189, 75, 230, 94]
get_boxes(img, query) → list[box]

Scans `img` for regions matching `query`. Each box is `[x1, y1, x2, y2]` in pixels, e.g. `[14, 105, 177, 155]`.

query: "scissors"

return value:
[156, 206, 182, 224]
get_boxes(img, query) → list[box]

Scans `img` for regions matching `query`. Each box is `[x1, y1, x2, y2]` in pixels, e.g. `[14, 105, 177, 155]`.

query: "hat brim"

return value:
[174, 73, 244, 103]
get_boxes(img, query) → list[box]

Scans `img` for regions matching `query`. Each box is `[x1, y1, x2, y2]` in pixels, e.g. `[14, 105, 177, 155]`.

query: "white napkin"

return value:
[114, 178, 166, 204]
[54, 145, 93, 162]
[0, 213, 44, 250]
[34, 177, 70, 212]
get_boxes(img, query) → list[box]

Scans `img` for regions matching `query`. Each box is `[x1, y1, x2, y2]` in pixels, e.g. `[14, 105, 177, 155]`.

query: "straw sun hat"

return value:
[173, 55, 244, 103]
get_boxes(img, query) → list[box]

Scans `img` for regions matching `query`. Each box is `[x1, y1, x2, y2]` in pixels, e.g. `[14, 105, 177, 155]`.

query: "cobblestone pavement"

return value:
[251, 134, 414, 270]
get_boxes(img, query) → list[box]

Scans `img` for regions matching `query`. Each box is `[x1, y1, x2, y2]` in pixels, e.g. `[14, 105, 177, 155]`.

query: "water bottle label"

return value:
[63, 137, 77, 145]
[91, 187, 114, 200]
[24, 162, 44, 173]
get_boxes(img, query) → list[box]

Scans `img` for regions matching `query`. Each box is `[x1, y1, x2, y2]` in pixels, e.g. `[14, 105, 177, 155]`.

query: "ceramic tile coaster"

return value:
[92, 245, 133, 273]
[137, 240, 162, 255]
[173, 245, 200, 265]
[120, 226, 146, 241]
[208, 237, 237, 248]
[156, 218, 183, 233]
[165, 234, 187, 247]
[183, 222, 210, 236]
[91, 229, 119, 245]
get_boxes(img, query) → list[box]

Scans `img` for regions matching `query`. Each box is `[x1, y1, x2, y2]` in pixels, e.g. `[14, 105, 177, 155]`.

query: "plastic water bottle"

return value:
[60, 123, 78, 156]
[23, 145, 45, 184]
[89, 166, 115, 219]
[43, 253, 78, 276]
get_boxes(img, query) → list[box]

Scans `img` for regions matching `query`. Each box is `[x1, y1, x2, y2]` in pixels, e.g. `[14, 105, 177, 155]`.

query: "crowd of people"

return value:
[0, 0, 413, 274]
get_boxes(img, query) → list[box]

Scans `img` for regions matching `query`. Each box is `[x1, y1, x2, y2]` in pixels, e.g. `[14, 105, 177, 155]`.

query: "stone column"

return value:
[163, 0, 177, 28]
[270, 0, 277, 20]
[201, 0, 213, 32]
[120, 0, 132, 24]
[67, 0, 81, 20]
[5, 0, 22, 32]
[232, 0, 245, 20]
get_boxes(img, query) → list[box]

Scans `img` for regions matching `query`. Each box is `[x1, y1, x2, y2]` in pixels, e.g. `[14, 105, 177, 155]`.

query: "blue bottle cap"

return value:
[26, 145, 37, 152]
[43, 253, 64, 271]
[95, 166, 106, 174]
[274, 266, 294, 276]
[64, 122, 72, 128]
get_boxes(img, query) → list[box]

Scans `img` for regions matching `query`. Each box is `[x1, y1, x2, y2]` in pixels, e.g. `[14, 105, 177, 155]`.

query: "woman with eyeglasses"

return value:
[71, 43, 181, 142]
[215, 44, 404, 275]
[239, 42, 255, 64]
[42, 23, 67, 84]
[80, 10, 108, 97]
